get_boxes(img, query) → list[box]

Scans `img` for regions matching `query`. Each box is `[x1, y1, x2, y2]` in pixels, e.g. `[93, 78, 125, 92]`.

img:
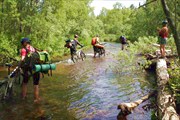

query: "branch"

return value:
[138, 0, 157, 8]
[117, 91, 156, 115]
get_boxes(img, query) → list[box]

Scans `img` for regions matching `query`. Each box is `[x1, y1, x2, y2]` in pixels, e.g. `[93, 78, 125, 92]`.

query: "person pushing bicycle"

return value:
[65, 34, 83, 61]
[91, 35, 104, 58]
[19, 38, 40, 103]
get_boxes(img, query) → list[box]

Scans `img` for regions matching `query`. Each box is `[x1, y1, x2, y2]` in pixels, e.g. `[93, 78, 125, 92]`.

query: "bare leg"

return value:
[94, 51, 96, 58]
[122, 44, 124, 50]
[162, 45, 165, 57]
[34, 85, 40, 103]
[160, 44, 163, 57]
[22, 83, 27, 99]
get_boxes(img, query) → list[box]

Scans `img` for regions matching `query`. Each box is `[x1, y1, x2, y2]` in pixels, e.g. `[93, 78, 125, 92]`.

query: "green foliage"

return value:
[117, 36, 160, 70]
[0, 0, 179, 64]
[0, 0, 101, 62]
[97, 6, 133, 40]
[103, 34, 118, 42]
[168, 61, 180, 104]
[131, 36, 158, 54]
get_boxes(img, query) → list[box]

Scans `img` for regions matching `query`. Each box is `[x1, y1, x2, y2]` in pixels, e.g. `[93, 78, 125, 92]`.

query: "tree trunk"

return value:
[1, 0, 4, 30]
[161, 0, 180, 59]
[156, 59, 179, 120]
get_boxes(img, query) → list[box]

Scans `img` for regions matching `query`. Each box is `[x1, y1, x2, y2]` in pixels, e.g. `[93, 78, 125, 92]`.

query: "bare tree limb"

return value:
[138, 0, 157, 8]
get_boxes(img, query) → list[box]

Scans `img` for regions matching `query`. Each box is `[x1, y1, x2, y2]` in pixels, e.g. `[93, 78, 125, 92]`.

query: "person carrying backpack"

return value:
[91, 35, 104, 58]
[120, 36, 127, 50]
[71, 34, 83, 51]
[64, 34, 83, 61]
[19, 38, 40, 103]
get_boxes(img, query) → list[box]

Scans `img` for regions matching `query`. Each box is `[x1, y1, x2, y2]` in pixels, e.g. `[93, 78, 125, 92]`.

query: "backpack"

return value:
[91, 37, 96, 45]
[23, 48, 55, 76]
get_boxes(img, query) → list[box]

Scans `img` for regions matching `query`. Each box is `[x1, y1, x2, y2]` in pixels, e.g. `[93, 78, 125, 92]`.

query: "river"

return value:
[0, 43, 156, 120]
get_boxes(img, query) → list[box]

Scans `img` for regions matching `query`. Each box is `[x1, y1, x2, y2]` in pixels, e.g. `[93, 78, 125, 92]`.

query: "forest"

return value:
[0, 0, 179, 57]
[0, 0, 179, 119]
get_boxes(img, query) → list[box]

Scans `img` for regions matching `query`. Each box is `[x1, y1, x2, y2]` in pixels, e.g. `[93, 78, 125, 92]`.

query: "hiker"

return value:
[119, 36, 127, 50]
[71, 34, 83, 51]
[64, 34, 83, 60]
[91, 35, 104, 57]
[19, 38, 40, 103]
[158, 20, 169, 58]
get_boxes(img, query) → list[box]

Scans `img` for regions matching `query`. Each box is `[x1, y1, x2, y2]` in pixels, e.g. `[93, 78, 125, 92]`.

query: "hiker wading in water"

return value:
[19, 38, 40, 103]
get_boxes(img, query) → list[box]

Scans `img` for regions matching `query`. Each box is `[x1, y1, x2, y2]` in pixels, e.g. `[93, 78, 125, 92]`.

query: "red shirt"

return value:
[159, 26, 168, 38]
[21, 45, 35, 57]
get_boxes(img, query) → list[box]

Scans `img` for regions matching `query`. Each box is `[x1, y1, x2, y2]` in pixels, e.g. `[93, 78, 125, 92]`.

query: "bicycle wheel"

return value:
[102, 48, 105, 56]
[80, 51, 86, 61]
[4, 82, 13, 99]
[0, 80, 7, 100]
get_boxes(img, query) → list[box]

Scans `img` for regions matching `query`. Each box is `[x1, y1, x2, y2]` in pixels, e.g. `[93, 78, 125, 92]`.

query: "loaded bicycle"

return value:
[0, 56, 22, 100]
[94, 43, 106, 57]
[71, 47, 86, 63]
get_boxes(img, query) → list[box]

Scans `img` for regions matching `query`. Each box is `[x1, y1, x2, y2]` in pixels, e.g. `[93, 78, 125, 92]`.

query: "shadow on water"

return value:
[0, 43, 156, 120]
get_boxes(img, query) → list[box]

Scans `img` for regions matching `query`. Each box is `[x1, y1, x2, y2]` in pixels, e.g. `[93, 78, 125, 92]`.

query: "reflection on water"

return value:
[0, 43, 155, 120]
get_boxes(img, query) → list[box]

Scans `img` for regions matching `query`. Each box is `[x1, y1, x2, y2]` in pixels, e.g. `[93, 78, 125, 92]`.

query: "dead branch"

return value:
[117, 91, 156, 115]
[138, 0, 157, 8]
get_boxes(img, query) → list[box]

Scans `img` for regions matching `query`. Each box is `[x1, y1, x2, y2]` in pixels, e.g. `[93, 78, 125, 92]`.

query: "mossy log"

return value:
[117, 91, 156, 115]
[156, 59, 179, 120]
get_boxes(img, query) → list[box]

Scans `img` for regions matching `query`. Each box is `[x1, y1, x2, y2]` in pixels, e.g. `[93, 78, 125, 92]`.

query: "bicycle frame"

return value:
[0, 66, 21, 100]
[71, 48, 86, 63]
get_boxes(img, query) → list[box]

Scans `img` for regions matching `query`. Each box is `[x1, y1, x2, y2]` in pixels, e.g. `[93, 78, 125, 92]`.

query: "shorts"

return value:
[93, 46, 99, 52]
[23, 67, 40, 85]
[159, 37, 167, 45]
[121, 41, 126, 44]
[70, 46, 76, 55]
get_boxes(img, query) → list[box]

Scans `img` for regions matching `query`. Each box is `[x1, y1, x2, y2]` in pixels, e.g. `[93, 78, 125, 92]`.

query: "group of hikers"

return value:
[64, 34, 105, 59]
[16, 20, 168, 103]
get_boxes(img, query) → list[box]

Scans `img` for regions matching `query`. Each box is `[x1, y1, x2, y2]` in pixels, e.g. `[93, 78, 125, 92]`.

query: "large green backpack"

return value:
[24, 50, 56, 75]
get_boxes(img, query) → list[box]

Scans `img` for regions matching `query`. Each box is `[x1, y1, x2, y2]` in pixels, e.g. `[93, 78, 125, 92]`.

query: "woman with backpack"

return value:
[19, 38, 40, 103]
[120, 36, 127, 50]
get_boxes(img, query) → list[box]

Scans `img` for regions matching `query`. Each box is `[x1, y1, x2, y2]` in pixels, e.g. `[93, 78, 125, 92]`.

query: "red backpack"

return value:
[91, 37, 96, 45]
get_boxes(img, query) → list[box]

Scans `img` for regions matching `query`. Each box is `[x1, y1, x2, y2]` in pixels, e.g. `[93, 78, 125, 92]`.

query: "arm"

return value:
[96, 37, 100, 44]
[76, 40, 83, 47]
[21, 48, 26, 61]
[18, 49, 26, 67]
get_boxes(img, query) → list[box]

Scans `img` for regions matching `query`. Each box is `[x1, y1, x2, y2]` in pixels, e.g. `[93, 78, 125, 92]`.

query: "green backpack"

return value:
[24, 49, 56, 75]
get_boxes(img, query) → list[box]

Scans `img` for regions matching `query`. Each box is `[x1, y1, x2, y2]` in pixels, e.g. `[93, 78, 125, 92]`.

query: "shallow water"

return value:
[0, 43, 156, 120]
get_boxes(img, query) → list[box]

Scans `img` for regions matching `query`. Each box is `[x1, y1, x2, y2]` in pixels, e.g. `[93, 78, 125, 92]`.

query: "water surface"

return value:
[0, 43, 156, 120]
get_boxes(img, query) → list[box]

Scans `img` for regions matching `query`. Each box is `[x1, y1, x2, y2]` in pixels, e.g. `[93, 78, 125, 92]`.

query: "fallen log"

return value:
[152, 43, 171, 48]
[156, 49, 172, 56]
[156, 59, 179, 120]
[117, 91, 156, 115]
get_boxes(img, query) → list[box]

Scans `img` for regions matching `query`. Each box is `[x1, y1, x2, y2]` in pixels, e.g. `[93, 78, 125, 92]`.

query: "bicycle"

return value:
[94, 43, 106, 57]
[71, 47, 86, 63]
[0, 58, 22, 100]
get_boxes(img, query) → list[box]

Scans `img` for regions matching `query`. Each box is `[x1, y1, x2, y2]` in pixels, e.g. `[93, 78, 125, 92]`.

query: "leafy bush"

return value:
[103, 34, 119, 42]
[168, 60, 180, 104]
[131, 36, 158, 54]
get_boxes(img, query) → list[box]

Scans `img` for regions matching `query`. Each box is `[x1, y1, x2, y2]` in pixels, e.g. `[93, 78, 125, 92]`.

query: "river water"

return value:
[0, 43, 156, 120]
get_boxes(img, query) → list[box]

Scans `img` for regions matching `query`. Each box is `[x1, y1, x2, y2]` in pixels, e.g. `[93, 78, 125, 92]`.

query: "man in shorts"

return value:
[158, 20, 169, 58]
